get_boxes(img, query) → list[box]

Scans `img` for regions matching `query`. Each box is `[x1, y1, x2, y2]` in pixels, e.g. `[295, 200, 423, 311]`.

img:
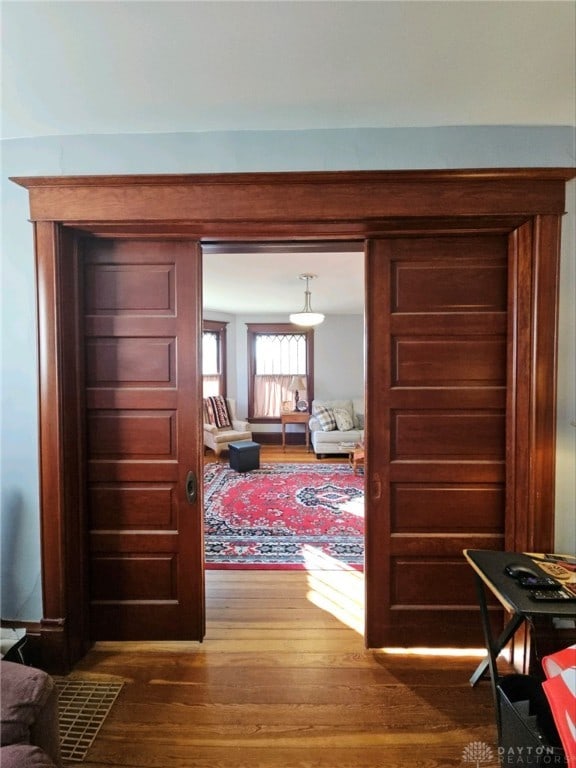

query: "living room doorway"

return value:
[201, 241, 367, 576]
[14, 168, 567, 670]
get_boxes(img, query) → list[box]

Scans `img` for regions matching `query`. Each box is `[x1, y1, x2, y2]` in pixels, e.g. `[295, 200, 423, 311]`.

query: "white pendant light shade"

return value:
[289, 310, 325, 327]
[289, 273, 325, 327]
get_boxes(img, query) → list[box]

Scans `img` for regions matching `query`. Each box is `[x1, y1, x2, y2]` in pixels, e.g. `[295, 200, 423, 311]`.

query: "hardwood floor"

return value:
[66, 446, 499, 766]
[71, 571, 498, 767]
[203, 443, 350, 466]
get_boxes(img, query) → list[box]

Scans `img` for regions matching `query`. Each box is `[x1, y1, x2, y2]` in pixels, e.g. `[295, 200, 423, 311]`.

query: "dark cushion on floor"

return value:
[1, 661, 61, 766]
[1, 662, 54, 746]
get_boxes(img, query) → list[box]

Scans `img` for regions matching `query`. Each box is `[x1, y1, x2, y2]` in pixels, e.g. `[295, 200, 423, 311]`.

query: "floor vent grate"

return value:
[55, 678, 123, 762]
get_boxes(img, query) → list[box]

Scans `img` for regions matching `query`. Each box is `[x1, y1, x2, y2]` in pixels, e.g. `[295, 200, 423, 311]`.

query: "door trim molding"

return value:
[13, 169, 574, 671]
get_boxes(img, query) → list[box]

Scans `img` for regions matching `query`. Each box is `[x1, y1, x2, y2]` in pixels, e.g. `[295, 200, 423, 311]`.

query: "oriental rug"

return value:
[203, 462, 364, 570]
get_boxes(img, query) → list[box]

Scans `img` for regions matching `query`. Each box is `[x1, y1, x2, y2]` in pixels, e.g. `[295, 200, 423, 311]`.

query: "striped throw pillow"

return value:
[204, 396, 232, 428]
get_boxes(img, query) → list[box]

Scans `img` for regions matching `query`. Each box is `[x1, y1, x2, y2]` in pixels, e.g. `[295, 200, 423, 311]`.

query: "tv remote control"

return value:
[529, 588, 576, 601]
[518, 576, 558, 589]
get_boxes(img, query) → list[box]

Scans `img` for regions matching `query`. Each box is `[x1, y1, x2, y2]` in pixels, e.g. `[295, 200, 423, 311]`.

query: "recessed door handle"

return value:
[186, 470, 197, 504]
[371, 472, 382, 501]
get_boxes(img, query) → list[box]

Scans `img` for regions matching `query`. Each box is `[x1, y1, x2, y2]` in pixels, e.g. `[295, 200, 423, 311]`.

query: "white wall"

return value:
[312, 316, 365, 401]
[1, 126, 574, 620]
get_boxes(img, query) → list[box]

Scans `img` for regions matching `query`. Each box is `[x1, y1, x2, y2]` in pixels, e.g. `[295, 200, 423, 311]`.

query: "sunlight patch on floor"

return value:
[380, 646, 488, 658]
[303, 546, 365, 634]
[338, 494, 365, 517]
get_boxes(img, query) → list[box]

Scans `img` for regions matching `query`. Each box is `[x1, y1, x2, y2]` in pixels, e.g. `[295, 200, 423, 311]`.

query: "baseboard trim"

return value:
[255, 433, 305, 446]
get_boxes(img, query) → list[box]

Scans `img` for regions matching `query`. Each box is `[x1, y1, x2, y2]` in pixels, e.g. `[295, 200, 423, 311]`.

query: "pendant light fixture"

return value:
[289, 273, 325, 327]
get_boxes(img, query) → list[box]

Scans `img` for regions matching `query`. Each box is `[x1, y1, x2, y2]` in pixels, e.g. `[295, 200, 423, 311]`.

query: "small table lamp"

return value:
[287, 376, 306, 410]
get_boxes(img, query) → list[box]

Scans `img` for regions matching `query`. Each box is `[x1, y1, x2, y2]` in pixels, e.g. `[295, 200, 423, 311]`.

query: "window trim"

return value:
[246, 323, 314, 422]
[203, 320, 228, 398]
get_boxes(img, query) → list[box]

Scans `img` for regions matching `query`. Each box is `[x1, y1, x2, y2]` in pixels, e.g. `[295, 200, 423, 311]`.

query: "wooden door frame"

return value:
[12, 169, 574, 672]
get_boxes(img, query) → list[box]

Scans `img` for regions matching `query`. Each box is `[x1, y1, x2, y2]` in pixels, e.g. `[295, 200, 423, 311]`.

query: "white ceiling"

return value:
[203, 247, 364, 315]
[3, 0, 574, 317]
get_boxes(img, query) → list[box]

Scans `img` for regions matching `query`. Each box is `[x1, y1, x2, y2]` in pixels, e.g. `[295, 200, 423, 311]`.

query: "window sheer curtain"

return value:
[253, 334, 307, 418]
[203, 375, 220, 398]
[203, 331, 221, 397]
[253, 374, 297, 417]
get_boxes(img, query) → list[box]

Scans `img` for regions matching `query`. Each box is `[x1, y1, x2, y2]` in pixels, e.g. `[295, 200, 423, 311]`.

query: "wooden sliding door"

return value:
[82, 238, 205, 640]
[366, 235, 508, 647]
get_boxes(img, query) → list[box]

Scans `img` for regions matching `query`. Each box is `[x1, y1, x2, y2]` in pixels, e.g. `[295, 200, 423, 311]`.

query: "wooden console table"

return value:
[281, 412, 310, 451]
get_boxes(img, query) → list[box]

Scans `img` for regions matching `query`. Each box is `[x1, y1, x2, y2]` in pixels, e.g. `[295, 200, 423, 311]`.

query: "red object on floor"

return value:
[541, 644, 576, 767]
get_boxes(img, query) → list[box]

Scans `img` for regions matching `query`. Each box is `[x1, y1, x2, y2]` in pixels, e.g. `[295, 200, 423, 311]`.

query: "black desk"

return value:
[464, 549, 576, 739]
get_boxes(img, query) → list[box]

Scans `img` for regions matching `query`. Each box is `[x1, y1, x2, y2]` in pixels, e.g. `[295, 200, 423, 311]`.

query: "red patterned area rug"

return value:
[204, 462, 365, 570]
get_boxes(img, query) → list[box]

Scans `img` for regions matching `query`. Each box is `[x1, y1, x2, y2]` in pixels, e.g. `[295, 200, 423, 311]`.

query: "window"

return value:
[247, 324, 314, 419]
[202, 320, 227, 397]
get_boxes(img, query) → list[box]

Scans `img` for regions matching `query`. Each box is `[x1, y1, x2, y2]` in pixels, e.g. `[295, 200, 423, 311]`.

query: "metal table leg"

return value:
[469, 573, 525, 741]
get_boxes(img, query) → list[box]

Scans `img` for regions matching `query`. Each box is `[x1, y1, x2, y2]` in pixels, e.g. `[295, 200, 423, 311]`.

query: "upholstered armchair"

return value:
[203, 397, 252, 456]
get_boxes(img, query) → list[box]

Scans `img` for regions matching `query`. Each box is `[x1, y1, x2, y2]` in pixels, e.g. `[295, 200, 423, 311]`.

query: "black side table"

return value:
[464, 549, 576, 741]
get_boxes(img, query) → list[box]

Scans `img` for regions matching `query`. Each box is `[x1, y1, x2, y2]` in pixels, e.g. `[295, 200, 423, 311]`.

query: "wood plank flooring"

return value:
[204, 444, 350, 466]
[70, 569, 499, 767]
[67, 447, 500, 767]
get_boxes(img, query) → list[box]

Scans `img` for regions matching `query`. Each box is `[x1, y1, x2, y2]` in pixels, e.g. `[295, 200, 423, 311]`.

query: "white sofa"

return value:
[203, 398, 252, 457]
[309, 398, 364, 457]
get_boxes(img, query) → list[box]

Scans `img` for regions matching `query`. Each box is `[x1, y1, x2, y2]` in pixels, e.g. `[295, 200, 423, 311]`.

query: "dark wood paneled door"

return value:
[82, 239, 205, 641]
[366, 236, 508, 648]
